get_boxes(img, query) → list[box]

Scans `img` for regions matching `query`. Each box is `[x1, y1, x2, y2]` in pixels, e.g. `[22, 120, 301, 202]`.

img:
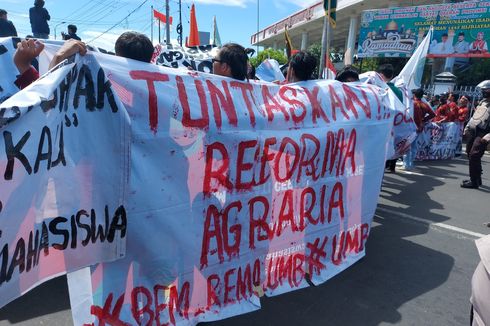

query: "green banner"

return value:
[358, 0, 490, 58]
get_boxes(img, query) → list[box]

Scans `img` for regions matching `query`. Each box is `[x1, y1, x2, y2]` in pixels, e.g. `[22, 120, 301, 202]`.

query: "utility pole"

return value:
[151, 5, 154, 43]
[256, 0, 260, 54]
[178, 0, 183, 46]
[165, 0, 171, 45]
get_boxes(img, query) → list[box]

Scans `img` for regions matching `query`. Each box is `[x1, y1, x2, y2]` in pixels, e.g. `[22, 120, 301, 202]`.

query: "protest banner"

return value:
[0, 50, 130, 307]
[0, 37, 22, 104]
[358, 0, 490, 58]
[151, 43, 219, 73]
[415, 122, 463, 160]
[360, 71, 417, 158]
[64, 52, 395, 325]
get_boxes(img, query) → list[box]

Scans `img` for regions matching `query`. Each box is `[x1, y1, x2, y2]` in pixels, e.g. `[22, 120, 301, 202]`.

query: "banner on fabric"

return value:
[67, 53, 395, 326]
[0, 37, 22, 104]
[360, 71, 417, 158]
[358, 0, 490, 58]
[415, 122, 463, 160]
[0, 52, 130, 308]
[151, 43, 219, 73]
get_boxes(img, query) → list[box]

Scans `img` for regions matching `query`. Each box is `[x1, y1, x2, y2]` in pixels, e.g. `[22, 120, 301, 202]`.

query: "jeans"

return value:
[403, 141, 417, 169]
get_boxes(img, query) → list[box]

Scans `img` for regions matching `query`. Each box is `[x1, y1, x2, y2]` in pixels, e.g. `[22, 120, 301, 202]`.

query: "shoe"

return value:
[460, 180, 479, 189]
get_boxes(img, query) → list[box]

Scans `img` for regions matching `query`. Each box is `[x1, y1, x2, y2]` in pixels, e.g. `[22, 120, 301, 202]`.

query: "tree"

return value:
[249, 48, 287, 67]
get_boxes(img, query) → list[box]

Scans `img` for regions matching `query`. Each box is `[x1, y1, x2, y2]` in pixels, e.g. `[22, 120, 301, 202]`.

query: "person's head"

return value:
[477, 32, 484, 40]
[477, 80, 490, 99]
[376, 63, 395, 82]
[449, 93, 459, 102]
[458, 32, 465, 42]
[67, 25, 77, 34]
[287, 51, 317, 82]
[34, 0, 45, 8]
[412, 88, 424, 100]
[439, 93, 448, 104]
[335, 65, 359, 83]
[0, 9, 7, 20]
[430, 95, 440, 107]
[459, 96, 469, 106]
[441, 33, 448, 41]
[212, 43, 248, 81]
[115, 31, 154, 63]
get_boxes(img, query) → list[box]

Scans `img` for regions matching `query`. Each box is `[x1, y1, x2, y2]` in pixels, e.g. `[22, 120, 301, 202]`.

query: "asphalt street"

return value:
[0, 152, 489, 326]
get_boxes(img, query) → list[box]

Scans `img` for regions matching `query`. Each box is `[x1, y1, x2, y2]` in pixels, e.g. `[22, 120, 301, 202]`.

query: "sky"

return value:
[1, 0, 319, 50]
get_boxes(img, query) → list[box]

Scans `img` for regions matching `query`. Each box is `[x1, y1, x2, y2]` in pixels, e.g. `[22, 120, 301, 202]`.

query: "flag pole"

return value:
[325, 0, 332, 79]
[319, 0, 333, 79]
[165, 0, 171, 45]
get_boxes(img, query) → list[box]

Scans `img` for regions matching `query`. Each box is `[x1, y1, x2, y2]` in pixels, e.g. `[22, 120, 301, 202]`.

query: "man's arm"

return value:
[13, 39, 44, 89]
[44, 9, 50, 21]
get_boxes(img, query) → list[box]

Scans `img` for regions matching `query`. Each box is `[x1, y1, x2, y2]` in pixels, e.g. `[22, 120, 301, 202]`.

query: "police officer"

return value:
[461, 80, 490, 189]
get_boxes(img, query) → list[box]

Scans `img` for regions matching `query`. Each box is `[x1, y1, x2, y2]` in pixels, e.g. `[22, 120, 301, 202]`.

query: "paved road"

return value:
[0, 153, 489, 326]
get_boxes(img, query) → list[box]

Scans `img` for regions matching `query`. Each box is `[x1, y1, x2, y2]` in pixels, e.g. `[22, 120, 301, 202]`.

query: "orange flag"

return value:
[187, 4, 200, 47]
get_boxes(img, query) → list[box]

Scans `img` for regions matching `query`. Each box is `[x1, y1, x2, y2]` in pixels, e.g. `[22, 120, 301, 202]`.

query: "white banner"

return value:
[415, 122, 463, 160]
[67, 53, 395, 325]
[152, 43, 219, 73]
[0, 48, 130, 307]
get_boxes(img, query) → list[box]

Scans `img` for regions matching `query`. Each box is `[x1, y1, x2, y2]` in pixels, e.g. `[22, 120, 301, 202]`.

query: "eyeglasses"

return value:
[212, 58, 223, 64]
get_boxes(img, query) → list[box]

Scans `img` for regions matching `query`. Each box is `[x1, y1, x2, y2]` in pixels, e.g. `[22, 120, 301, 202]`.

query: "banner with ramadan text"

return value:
[66, 52, 395, 325]
[0, 44, 130, 307]
[358, 0, 490, 58]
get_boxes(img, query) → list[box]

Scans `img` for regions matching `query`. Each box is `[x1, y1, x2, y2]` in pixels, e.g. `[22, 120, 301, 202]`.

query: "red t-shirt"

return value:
[14, 66, 39, 90]
[457, 106, 469, 122]
[414, 99, 436, 132]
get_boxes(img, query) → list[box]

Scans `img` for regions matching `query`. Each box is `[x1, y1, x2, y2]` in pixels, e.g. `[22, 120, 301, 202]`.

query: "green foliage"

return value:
[456, 59, 490, 86]
[307, 42, 322, 64]
[249, 48, 287, 67]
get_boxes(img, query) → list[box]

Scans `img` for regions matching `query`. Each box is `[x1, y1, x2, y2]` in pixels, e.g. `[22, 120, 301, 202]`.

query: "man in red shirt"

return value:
[434, 94, 457, 122]
[413, 88, 436, 132]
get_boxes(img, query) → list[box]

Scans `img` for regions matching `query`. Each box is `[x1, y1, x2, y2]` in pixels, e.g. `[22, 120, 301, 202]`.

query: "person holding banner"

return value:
[286, 51, 317, 83]
[461, 80, 490, 189]
[212, 43, 249, 81]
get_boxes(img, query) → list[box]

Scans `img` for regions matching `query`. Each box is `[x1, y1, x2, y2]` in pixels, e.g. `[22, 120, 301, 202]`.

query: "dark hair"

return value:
[0, 9, 7, 16]
[289, 51, 317, 81]
[442, 33, 448, 37]
[34, 0, 44, 7]
[217, 43, 249, 81]
[115, 31, 154, 63]
[412, 88, 424, 99]
[377, 63, 395, 79]
[458, 32, 465, 36]
[335, 65, 359, 82]
[68, 24, 77, 33]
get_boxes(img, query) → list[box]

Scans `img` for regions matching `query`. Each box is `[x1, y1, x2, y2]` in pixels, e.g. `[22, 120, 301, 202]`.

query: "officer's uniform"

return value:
[462, 80, 490, 188]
